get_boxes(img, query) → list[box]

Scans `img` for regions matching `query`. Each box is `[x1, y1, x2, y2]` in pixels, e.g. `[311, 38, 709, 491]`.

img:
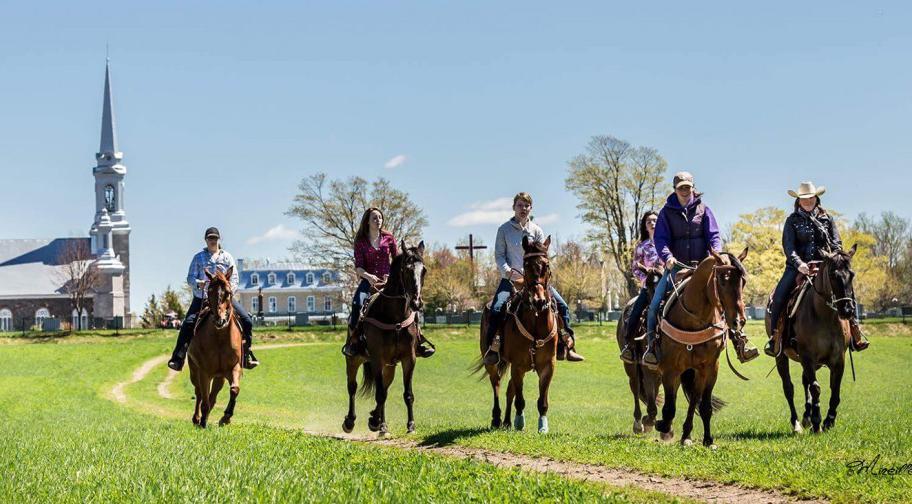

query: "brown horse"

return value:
[768, 244, 858, 434]
[342, 241, 426, 437]
[653, 249, 748, 447]
[477, 236, 557, 433]
[188, 267, 242, 428]
[616, 263, 664, 434]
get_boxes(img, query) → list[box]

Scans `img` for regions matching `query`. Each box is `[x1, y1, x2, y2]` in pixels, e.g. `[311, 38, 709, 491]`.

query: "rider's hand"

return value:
[196, 279, 206, 286]
[665, 257, 677, 270]
[509, 270, 523, 282]
[798, 263, 811, 276]
[365, 273, 379, 285]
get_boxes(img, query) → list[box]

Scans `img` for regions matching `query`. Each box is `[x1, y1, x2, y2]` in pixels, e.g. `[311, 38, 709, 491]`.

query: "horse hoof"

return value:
[707, 444, 718, 451]
[682, 438, 693, 447]
[407, 421, 416, 434]
[192, 416, 200, 426]
[514, 414, 525, 431]
[218, 416, 231, 427]
[343, 417, 355, 434]
[368, 417, 380, 432]
[823, 417, 836, 431]
[801, 417, 812, 429]
[379, 423, 389, 437]
[633, 421, 644, 434]
[538, 416, 549, 434]
[491, 418, 502, 430]
[792, 421, 803, 434]
[643, 421, 654, 433]
[660, 431, 674, 442]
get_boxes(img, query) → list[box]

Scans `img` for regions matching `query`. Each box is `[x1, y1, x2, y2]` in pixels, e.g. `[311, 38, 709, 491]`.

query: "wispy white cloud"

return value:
[447, 197, 559, 227]
[384, 154, 408, 169]
[246, 224, 303, 245]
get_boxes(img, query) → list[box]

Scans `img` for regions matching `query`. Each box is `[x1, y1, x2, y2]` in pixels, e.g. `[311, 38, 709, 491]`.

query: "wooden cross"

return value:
[455, 234, 487, 266]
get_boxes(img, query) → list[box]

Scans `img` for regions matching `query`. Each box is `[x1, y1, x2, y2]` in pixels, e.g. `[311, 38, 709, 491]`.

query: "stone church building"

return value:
[0, 61, 132, 331]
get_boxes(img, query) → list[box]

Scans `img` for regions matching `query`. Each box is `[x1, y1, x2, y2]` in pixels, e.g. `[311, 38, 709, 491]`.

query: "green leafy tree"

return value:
[726, 207, 787, 306]
[161, 286, 186, 320]
[140, 294, 164, 329]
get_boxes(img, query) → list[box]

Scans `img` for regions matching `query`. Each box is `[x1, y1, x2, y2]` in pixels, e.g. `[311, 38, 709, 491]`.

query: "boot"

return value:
[849, 320, 869, 352]
[619, 344, 635, 364]
[167, 343, 187, 371]
[341, 326, 360, 357]
[732, 332, 759, 362]
[560, 328, 584, 362]
[641, 331, 659, 370]
[416, 331, 436, 358]
[483, 334, 501, 365]
[764, 338, 776, 357]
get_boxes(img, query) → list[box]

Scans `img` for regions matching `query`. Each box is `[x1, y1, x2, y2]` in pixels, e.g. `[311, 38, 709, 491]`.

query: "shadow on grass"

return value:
[723, 429, 794, 441]
[419, 427, 490, 447]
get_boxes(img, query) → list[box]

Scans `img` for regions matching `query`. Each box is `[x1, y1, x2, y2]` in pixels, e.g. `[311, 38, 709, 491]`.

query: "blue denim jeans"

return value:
[348, 279, 372, 328]
[646, 264, 683, 335]
[485, 279, 572, 344]
[173, 296, 254, 354]
[769, 267, 800, 331]
[625, 287, 650, 341]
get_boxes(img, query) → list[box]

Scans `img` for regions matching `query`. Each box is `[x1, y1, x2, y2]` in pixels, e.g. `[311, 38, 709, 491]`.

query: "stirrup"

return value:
[483, 348, 500, 366]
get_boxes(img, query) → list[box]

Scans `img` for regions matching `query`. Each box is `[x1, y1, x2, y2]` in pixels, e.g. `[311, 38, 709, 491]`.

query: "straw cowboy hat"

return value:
[788, 181, 826, 199]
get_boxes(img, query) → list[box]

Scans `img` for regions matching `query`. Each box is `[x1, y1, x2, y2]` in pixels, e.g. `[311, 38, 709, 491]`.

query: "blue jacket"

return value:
[654, 192, 722, 266]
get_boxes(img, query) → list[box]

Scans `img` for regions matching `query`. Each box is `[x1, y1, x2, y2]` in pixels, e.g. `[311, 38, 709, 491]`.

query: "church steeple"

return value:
[99, 59, 118, 155]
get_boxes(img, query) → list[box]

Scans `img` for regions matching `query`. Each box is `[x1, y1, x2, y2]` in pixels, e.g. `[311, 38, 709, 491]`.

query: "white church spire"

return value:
[99, 59, 118, 155]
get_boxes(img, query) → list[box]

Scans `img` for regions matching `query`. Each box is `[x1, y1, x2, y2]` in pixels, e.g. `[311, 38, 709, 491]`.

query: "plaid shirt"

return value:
[354, 232, 398, 278]
[187, 248, 239, 298]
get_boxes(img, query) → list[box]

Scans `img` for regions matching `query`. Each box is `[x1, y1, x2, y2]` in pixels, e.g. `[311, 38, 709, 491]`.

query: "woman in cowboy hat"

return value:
[764, 182, 869, 356]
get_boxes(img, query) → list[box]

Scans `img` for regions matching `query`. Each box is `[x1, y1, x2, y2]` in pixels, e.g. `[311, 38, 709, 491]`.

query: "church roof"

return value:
[0, 238, 91, 298]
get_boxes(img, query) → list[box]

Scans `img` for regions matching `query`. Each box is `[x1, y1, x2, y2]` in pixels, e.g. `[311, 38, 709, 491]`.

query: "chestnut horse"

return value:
[476, 236, 558, 434]
[616, 263, 664, 435]
[653, 249, 748, 447]
[768, 244, 858, 434]
[342, 241, 426, 437]
[188, 267, 243, 428]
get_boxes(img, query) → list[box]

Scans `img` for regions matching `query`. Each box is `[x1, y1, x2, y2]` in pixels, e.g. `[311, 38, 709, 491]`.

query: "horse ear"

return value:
[847, 243, 858, 258]
[738, 247, 749, 262]
[399, 239, 406, 255]
[204, 268, 214, 280]
[225, 265, 234, 280]
[522, 235, 530, 250]
[709, 249, 723, 262]
[416, 240, 425, 256]
[543, 235, 552, 249]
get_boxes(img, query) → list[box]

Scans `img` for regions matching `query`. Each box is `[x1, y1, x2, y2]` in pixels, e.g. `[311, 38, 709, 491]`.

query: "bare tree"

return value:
[565, 136, 666, 297]
[551, 239, 601, 311]
[286, 173, 428, 282]
[855, 212, 911, 271]
[54, 239, 99, 331]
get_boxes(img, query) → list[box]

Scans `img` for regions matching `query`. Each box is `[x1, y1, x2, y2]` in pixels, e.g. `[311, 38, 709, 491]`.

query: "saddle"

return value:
[654, 274, 728, 347]
[767, 265, 818, 355]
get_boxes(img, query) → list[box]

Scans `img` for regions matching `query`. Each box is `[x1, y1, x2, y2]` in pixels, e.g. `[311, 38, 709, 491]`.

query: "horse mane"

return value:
[721, 251, 748, 278]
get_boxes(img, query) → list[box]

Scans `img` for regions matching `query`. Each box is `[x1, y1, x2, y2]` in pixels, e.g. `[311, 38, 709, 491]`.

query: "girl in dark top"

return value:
[342, 207, 435, 358]
[764, 182, 869, 356]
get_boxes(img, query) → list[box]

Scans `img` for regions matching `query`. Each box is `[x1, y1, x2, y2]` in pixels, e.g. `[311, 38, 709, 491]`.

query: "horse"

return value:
[652, 248, 749, 447]
[342, 241, 426, 437]
[767, 244, 858, 434]
[187, 267, 243, 428]
[476, 236, 558, 434]
[616, 263, 664, 435]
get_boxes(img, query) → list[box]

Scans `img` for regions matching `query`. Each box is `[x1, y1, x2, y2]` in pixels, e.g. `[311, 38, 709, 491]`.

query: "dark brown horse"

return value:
[653, 249, 748, 447]
[342, 241, 426, 437]
[768, 244, 858, 434]
[477, 236, 558, 433]
[616, 263, 664, 434]
[188, 267, 243, 428]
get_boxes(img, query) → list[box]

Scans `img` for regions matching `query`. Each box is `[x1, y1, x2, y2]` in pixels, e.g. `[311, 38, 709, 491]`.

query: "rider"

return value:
[619, 211, 661, 363]
[641, 172, 759, 368]
[341, 207, 435, 358]
[764, 181, 869, 356]
[482, 192, 584, 366]
[167, 227, 259, 371]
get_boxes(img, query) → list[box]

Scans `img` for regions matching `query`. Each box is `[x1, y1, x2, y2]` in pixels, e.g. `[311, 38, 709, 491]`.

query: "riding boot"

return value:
[483, 333, 501, 366]
[619, 320, 637, 364]
[167, 341, 188, 372]
[849, 320, 869, 352]
[732, 331, 759, 363]
[764, 337, 776, 358]
[560, 328, 584, 362]
[242, 334, 259, 369]
[415, 328, 436, 358]
[342, 326, 360, 357]
[641, 331, 659, 370]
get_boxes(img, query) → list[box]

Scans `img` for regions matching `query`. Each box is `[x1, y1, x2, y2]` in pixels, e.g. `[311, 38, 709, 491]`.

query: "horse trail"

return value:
[113, 347, 827, 504]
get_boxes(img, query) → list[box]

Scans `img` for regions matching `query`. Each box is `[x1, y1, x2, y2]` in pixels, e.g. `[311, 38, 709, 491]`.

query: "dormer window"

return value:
[250, 273, 259, 286]
[287, 272, 296, 284]
[267, 273, 276, 285]
[306, 272, 315, 285]
[322, 272, 331, 284]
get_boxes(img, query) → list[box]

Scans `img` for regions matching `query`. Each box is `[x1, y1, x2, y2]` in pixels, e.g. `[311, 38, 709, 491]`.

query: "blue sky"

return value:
[1, 1, 910, 310]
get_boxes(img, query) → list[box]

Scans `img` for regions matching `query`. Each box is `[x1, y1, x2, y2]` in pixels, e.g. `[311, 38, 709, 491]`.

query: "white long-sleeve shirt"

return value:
[494, 218, 545, 279]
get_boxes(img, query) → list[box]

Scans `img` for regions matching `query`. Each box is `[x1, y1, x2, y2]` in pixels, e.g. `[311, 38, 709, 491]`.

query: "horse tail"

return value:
[681, 369, 726, 415]
[358, 361, 376, 397]
[469, 358, 510, 381]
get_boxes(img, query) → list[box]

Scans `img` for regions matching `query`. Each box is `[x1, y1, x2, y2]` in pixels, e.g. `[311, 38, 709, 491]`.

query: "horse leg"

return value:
[208, 376, 225, 416]
[375, 364, 396, 436]
[343, 357, 359, 433]
[628, 365, 644, 434]
[801, 358, 822, 433]
[189, 364, 202, 426]
[198, 374, 213, 428]
[680, 371, 702, 446]
[776, 354, 802, 433]
[699, 370, 719, 448]
[367, 363, 383, 432]
[488, 368, 502, 429]
[537, 362, 554, 434]
[219, 366, 241, 427]
[503, 375, 515, 429]
[800, 361, 813, 429]
[656, 371, 679, 441]
[823, 359, 845, 431]
[644, 370, 659, 433]
[511, 367, 526, 431]
[402, 357, 416, 433]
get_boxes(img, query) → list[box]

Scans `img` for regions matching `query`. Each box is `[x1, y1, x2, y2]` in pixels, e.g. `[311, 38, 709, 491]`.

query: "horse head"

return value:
[521, 235, 552, 288]
[709, 248, 749, 333]
[820, 243, 858, 320]
[205, 266, 234, 330]
[635, 262, 665, 294]
[395, 240, 426, 311]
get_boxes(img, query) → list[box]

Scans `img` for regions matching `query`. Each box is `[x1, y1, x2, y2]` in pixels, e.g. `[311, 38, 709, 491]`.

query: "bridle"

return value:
[809, 258, 856, 316]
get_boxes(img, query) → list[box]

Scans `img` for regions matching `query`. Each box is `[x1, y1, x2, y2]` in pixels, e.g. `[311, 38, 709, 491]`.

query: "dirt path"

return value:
[116, 349, 827, 504]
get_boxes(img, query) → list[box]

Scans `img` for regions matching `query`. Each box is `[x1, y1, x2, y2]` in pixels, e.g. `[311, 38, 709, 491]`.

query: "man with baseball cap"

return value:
[641, 172, 759, 368]
[167, 227, 259, 371]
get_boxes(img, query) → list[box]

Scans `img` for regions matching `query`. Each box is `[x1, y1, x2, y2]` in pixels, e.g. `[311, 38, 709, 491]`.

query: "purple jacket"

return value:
[654, 192, 722, 266]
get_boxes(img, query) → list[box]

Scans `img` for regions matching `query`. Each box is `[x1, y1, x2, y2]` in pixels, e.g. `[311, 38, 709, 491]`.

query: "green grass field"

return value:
[2, 321, 910, 502]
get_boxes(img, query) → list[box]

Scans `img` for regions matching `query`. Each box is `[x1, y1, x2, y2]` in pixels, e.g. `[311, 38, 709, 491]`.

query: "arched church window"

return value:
[104, 185, 116, 212]
[0, 309, 12, 332]
[35, 308, 50, 328]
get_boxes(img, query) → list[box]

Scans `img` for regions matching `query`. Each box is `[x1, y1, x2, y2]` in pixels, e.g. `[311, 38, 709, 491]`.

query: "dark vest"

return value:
[663, 200, 708, 266]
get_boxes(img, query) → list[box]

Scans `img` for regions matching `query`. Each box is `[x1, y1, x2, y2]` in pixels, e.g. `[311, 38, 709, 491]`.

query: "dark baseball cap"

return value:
[204, 227, 221, 239]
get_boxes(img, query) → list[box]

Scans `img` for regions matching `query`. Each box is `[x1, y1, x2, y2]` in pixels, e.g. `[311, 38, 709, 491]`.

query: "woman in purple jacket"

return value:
[641, 172, 759, 368]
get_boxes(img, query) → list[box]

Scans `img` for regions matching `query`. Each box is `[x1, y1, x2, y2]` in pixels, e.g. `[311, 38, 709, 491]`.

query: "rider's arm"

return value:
[631, 243, 646, 285]
[653, 210, 674, 265]
[186, 253, 202, 296]
[703, 205, 723, 253]
[782, 215, 803, 270]
[225, 252, 239, 292]
[827, 216, 843, 251]
[494, 225, 510, 277]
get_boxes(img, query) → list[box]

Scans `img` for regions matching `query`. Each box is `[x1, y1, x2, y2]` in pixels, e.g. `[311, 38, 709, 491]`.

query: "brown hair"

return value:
[793, 197, 827, 215]
[638, 211, 658, 242]
[355, 207, 385, 244]
[513, 192, 533, 207]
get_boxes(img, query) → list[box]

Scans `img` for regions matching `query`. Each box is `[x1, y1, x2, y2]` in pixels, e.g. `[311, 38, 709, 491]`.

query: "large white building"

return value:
[0, 61, 132, 331]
